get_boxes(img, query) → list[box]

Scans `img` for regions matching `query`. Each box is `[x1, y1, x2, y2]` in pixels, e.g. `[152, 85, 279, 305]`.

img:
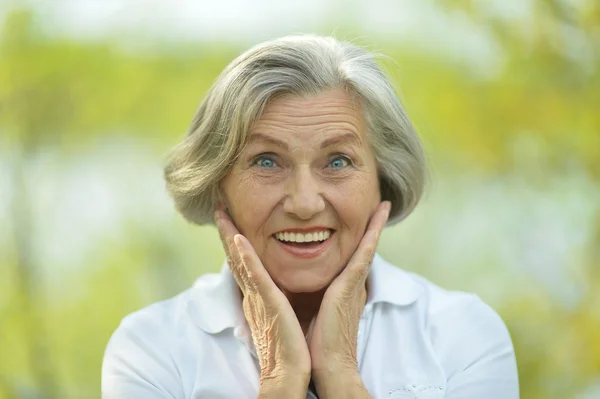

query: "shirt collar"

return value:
[186, 263, 246, 334]
[366, 253, 423, 308]
[187, 253, 423, 335]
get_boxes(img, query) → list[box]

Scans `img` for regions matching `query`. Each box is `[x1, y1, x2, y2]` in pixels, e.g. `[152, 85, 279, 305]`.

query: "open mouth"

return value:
[274, 229, 334, 246]
[272, 230, 335, 257]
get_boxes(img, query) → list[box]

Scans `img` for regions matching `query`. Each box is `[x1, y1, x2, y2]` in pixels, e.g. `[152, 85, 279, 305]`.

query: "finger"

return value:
[215, 213, 255, 291]
[214, 210, 240, 264]
[215, 210, 248, 293]
[365, 200, 392, 239]
[233, 234, 279, 299]
[344, 201, 391, 284]
[215, 210, 240, 253]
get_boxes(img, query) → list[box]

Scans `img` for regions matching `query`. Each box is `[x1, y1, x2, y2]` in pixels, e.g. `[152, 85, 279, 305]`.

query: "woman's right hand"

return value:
[214, 208, 311, 396]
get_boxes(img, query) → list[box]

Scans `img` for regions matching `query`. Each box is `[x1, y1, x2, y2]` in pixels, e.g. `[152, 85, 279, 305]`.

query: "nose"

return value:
[283, 166, 325, 220]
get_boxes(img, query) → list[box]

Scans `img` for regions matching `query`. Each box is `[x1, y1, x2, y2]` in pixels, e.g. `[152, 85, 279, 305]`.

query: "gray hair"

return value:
[164, 34, 427, 226]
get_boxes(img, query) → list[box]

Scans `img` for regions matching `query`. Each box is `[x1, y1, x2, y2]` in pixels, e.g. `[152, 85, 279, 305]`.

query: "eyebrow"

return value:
[248, 132, 362, 151]
[319, 132, 362, 149]
[248, 133, 288, 150]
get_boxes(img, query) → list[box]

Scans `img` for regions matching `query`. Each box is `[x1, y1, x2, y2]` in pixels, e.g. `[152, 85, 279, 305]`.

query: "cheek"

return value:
[222, 173, 281, 236]
[328, 173, 381, 219]
[329, 174, 380, 246]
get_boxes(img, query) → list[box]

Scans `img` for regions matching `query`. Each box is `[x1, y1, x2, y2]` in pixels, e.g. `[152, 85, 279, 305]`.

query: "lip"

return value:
[273, 231, 334, 259]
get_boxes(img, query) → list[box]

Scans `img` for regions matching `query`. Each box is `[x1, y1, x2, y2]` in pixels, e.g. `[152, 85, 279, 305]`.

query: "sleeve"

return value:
[432, 296, 519, 399]
[101, 317, 184, 399]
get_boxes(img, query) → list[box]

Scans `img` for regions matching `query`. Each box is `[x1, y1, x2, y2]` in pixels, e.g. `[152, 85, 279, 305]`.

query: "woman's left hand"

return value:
[309, 201, 391, 398]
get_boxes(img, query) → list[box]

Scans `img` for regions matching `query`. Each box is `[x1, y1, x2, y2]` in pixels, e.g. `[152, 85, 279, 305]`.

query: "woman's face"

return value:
[221, 89, 381, 294]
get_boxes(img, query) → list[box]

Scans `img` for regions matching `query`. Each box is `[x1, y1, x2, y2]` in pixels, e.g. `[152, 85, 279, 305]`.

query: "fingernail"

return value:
[233, 234, 244, 250]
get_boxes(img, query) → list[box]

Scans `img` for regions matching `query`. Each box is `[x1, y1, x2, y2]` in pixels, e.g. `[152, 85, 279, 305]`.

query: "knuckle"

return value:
[226, 236, 236, 250]
[238, 250, 250, 263]
[363, 244, 376, 258]
[357, 263, 370, 278]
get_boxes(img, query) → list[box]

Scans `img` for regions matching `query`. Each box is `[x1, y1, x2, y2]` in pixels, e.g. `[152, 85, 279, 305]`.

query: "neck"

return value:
[283, 288, 327, 335]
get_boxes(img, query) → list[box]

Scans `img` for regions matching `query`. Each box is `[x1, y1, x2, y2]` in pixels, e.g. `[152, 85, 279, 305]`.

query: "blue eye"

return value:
[253, 155, 277, 169]
[329, 156, 350, 169]
[257, 158, 274, 168]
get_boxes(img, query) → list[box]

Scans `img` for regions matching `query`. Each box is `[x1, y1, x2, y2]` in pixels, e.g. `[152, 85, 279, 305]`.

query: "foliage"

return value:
[1, 2, 599, 398]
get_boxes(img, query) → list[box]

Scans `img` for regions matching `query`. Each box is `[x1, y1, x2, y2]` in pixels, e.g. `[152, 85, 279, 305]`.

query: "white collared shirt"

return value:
[102, 254, 519, 398]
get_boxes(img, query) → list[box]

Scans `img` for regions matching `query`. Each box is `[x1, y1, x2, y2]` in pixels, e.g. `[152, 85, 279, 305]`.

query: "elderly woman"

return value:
[102, 35, 519, 398]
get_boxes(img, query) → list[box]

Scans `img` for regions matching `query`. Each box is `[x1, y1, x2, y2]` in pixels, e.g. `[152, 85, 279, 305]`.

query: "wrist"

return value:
[313, 370, 369, 399]
[258, 373, 310, 399]
[312, 357, 358, 384]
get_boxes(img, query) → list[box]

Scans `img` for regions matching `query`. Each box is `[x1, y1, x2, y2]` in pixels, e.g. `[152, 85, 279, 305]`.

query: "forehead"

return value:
[249, 89, 366, 143]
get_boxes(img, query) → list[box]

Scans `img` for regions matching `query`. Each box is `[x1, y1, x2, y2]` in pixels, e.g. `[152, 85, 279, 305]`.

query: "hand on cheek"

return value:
[308, 201, 391, 395]
[214, 205, 311, 393]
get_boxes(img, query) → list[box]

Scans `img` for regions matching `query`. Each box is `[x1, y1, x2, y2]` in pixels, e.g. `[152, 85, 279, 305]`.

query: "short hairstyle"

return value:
[164, 34, 427, 226]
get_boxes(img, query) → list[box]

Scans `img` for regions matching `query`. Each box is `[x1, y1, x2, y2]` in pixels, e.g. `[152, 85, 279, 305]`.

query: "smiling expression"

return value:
[220, 89, 381, 294]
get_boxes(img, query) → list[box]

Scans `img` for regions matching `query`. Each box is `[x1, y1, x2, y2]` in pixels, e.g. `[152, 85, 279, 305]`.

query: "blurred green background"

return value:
[1, 0, 599, 398]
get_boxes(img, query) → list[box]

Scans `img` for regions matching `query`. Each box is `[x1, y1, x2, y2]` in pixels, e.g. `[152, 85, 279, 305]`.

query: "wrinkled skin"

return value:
[215, 201, 389, 397]
[215, 209, 311, 384]
[220, 90, 382, 298]
[215, 89, 391, 398]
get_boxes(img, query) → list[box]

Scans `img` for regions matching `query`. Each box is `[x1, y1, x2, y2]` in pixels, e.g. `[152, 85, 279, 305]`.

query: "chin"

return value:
[272, 270, 333, 294]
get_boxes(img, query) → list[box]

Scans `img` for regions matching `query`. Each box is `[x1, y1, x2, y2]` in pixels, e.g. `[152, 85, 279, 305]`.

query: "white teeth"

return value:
[275, 230, 331, 243]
